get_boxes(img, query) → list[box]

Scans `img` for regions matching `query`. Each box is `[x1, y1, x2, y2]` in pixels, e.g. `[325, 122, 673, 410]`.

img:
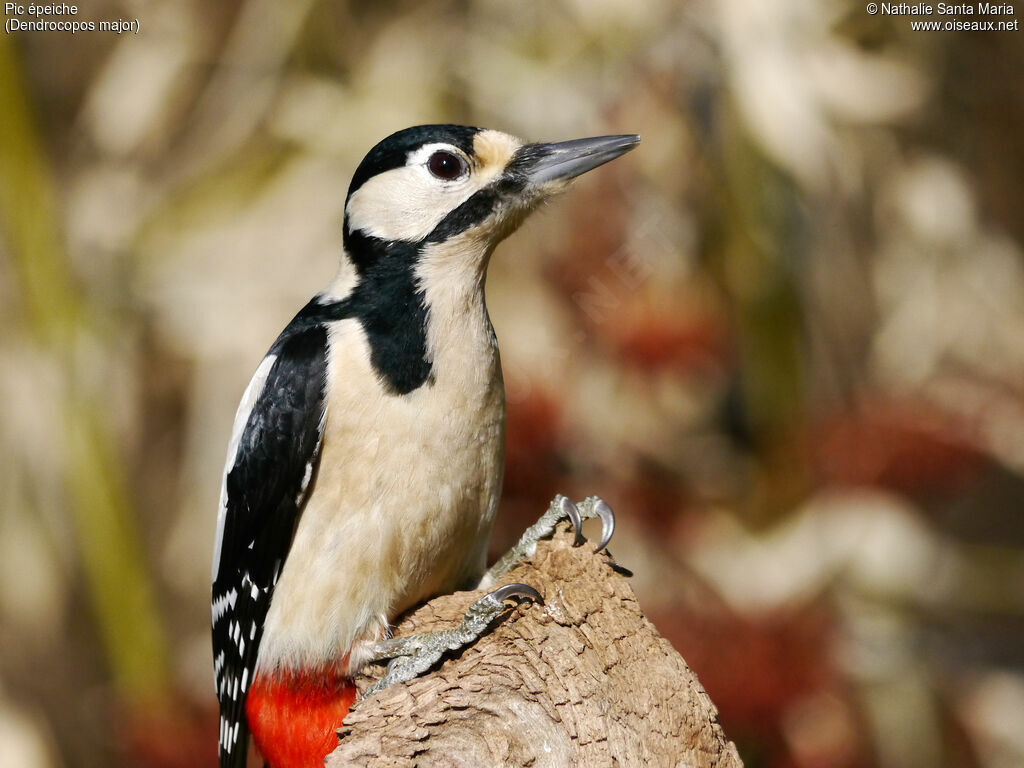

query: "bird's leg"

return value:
[362, 496, 616, 699]
[478, 494, 616, 589]
[363, 582, 541, 697]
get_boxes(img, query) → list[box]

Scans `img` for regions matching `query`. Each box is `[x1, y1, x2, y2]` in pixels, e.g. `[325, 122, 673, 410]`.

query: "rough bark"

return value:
[329, 527, 743, 768]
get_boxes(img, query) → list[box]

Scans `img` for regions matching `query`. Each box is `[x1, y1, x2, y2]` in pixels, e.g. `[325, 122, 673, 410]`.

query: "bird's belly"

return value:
[256, 335, 504, 675]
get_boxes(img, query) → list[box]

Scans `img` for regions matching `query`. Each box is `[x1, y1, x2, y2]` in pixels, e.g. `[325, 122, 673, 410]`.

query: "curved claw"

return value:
[559, 496, 586, 547]
[608, 560, 633, 577]
[489, 582, 544, 605]
[593, 498, 615, 553]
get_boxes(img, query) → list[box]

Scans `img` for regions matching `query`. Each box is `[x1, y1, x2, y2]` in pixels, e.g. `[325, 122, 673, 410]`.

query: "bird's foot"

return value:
[363, 582, 541, 698]
[479, 494, 618, 589]
[362, 496, 619, 699]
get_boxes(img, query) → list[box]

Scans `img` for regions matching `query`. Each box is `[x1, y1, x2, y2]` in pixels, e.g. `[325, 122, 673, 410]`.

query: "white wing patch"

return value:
[212, 354, 277, 581]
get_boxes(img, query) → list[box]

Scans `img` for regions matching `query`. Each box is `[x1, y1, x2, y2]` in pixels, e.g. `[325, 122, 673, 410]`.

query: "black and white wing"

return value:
[211, 311, 329, 768]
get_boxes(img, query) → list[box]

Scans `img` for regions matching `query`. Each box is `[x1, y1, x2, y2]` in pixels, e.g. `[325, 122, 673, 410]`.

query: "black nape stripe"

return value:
[342, 226, 386, 277]
[344, 238, 433, 395]
[295, 235, 433, 396]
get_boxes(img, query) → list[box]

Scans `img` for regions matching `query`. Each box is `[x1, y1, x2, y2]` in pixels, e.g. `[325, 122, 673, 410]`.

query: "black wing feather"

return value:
[212, 315, 329, 768]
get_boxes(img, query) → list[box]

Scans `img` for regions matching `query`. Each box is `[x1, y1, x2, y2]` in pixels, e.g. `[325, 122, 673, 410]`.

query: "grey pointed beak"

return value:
[522, 134, 640, 185]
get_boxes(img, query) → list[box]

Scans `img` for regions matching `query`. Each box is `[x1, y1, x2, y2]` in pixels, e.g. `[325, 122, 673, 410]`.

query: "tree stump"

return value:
[329, 527, 743, 768]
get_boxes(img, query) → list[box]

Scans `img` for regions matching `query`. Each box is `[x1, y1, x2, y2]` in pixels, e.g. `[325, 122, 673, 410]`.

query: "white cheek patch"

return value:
[345, 134, 524, 244]
[346, 163, 475, 243]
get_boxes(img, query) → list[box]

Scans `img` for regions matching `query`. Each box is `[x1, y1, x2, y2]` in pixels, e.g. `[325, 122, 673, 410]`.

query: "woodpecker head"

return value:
[341, 125, 639, 279]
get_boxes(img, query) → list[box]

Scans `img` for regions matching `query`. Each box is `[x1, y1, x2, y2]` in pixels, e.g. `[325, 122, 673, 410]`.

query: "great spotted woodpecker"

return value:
[211, 125, 638, 768]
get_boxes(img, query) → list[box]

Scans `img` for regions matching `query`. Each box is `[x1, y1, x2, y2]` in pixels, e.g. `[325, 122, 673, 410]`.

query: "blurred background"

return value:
[1, 0, 1022, 766]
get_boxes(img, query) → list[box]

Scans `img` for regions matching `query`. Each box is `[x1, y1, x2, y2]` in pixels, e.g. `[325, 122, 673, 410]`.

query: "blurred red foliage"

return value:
[654, 603, 870, 768]
[120, 697, 220, 768]
[810, 400, 988, 500]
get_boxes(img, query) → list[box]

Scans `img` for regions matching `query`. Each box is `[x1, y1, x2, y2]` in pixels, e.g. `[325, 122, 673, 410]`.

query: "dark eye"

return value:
[427, 150, 467, 181]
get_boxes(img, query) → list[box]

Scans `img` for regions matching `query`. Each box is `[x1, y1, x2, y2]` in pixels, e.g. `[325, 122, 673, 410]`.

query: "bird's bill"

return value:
[523, 134, 641, 185]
